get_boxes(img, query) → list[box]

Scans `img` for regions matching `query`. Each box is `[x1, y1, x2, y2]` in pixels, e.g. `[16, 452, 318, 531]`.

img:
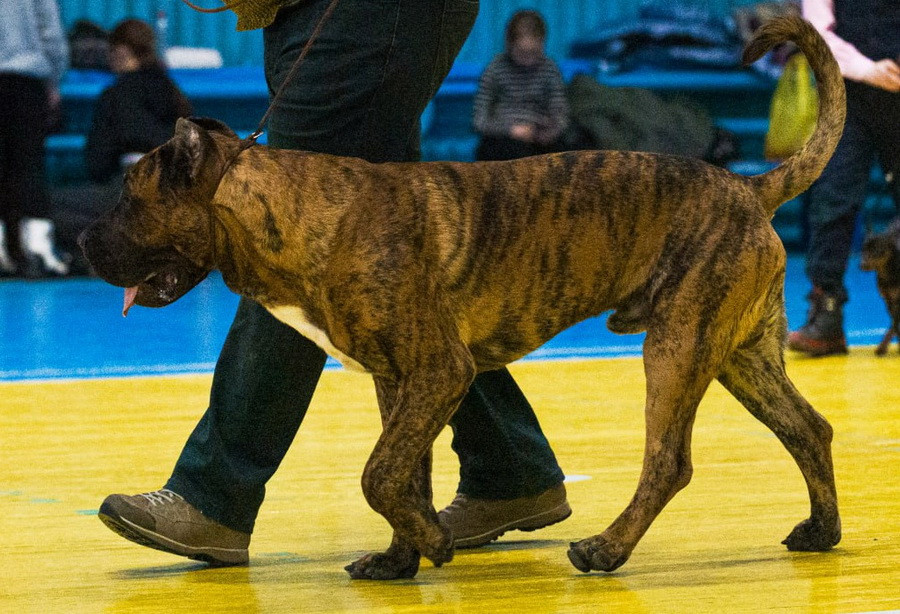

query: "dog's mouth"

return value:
[122, 262, 209, 316]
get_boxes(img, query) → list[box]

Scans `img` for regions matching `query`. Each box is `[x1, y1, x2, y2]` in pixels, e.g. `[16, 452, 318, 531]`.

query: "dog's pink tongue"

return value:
[123, 286, 139, 317]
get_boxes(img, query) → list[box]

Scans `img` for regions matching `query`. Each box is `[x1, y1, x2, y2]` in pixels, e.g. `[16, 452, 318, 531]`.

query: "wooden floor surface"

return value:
[2, 353, 899, 613]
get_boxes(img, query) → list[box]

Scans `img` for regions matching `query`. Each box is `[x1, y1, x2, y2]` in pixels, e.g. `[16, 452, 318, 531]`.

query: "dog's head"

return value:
[80, 117, 240, 314]
[860, 218, 900, 273]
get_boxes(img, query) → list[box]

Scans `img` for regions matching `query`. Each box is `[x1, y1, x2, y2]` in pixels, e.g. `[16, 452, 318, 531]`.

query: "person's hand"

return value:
[510, 123, 535, 142]
[862, 59, 900, 93]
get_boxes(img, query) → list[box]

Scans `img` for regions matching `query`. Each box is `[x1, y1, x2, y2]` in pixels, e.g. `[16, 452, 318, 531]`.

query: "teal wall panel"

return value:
[56, 0, 263, 67]
[55, 0, 764, 67]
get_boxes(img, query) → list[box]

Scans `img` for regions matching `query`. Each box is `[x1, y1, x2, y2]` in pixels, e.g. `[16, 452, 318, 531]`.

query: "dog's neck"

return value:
[208, 146, 340, 306]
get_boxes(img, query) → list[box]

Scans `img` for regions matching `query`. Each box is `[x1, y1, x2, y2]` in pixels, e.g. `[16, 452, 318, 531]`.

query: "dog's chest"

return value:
[265, 305, 368, 373]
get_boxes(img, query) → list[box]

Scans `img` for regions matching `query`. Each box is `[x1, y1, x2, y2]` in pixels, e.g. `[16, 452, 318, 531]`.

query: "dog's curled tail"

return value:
[742, 15, 846, 215]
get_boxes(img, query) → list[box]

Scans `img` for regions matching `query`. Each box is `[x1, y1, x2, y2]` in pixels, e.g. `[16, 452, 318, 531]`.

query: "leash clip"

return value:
[239, 129, 264, 152]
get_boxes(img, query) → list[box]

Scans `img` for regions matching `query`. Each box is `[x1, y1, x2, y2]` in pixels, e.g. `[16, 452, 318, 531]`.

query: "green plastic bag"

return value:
[765, 52, 819, 160]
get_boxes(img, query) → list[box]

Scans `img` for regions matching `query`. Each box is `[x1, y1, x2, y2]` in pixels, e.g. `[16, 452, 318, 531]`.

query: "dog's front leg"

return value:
[346, 357, 474, 580]
[344, 378, 430, 580]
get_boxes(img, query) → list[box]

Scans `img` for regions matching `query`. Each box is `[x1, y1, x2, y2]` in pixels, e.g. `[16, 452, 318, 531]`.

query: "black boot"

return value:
[787, 287, 848, 356]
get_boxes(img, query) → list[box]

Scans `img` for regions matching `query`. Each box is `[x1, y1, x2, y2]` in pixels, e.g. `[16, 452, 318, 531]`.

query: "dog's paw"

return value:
[345, 550, 420, 580]
[567, 535, 630, 573]
[782, 517, 841, 552]
[419, 526, 454, 568]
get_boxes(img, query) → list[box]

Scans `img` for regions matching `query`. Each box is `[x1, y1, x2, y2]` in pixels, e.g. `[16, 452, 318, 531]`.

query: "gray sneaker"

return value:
[439, 482, 572, 548]
[98, 489, 250, 566]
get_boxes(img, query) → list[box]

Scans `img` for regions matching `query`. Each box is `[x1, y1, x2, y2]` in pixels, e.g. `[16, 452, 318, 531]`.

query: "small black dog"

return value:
[860, 217, 900, 355]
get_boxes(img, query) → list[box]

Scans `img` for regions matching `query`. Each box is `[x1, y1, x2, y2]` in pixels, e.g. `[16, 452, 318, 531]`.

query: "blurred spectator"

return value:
[67, 19, 109, 71]
[0, 0, 70, 276]
[787, 0, 900, 356]
[86, 19, 191, 182]
[473, 10, 568, 161]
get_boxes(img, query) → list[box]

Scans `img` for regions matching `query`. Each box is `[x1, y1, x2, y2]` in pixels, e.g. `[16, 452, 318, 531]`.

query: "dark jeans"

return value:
[166, 0, 563, 534]
[805, 80, 900, 300]
[0, 73, 51, 262]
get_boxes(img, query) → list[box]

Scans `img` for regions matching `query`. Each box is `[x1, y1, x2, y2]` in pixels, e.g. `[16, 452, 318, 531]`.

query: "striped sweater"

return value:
[472, 52, 569, 140]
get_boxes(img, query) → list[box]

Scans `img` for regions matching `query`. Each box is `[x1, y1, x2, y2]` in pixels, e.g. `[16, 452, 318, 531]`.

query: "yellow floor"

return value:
[2, 352, 899, 613]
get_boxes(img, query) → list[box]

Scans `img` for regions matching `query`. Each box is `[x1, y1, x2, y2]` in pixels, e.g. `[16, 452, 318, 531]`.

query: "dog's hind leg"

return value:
[717, 306, 840, 552]
[568, 321, 719, 573]
[876, 327, 892, 355]
[346, 345, 475, 580]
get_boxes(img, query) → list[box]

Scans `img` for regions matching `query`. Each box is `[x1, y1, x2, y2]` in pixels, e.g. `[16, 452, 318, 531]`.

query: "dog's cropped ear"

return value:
[172, 117, 216, 183]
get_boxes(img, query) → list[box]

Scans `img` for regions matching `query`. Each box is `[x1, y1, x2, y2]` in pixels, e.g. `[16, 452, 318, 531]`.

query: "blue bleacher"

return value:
[52, 61, 775, 169]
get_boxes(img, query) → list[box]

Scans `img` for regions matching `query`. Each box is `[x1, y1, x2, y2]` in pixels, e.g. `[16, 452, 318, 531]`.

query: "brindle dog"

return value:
[80, 16, 846, 579]
[861, 218, 900, 355]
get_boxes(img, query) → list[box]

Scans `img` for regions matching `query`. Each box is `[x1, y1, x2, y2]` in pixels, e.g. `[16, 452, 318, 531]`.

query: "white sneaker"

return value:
[20, 218, 70, 275]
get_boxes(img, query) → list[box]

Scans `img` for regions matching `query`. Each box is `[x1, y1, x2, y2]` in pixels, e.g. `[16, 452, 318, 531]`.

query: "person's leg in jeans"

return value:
[99, 0, 566, 564]
[788, 83, 874, 356]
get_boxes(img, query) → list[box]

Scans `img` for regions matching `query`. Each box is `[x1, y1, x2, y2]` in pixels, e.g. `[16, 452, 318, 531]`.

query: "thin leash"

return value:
[179, 0, 341, 153]
[177, 0, 340, 267]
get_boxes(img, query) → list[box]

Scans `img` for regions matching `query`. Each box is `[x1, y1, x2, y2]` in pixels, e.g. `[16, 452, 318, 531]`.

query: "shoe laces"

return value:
[139, 489, 186, 506]
[441, 493, 488, 515]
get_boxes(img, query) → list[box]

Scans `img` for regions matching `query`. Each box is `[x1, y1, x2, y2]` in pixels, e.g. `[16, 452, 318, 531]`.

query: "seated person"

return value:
[473, 10, 569, 161]
[86, 19, 192, 182]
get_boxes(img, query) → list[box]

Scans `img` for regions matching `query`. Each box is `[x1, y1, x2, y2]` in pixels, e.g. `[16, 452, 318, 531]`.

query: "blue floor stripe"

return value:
[0, 255, 890, 382]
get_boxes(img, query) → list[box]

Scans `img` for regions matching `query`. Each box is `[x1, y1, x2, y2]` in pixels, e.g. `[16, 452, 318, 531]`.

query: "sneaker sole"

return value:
[452, 502, 573, 549]
[98, 509, 249, 567]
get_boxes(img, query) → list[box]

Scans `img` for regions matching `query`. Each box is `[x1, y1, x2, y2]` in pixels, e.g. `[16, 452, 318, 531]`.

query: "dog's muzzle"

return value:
[79, 221, 210, 314]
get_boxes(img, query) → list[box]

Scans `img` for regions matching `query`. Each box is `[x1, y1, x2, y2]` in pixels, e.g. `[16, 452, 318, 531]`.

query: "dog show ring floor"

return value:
[2, 255, 899, 613]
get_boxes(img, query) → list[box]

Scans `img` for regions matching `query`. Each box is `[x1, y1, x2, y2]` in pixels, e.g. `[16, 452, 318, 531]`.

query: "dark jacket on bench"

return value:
[85, 64, 191, 183]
